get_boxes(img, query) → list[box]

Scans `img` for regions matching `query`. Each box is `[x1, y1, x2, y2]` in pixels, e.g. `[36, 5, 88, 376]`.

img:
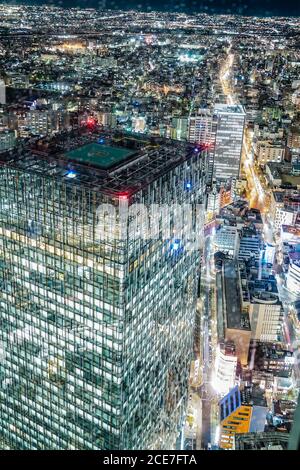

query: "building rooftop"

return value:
[64, 142, 137, 169]
[214, 103, 246, 115]
[282, 225, 300, 237]
[241, 385, 267, 408]
[272, 189, 300, 206]
[234, 432, 289, 450]
[289, 252, 300, 264]
[249, 278, 279, 296]
[249, 341, 294, 371]
[0, 129, 201, 198]
[223, 259, 251, 331]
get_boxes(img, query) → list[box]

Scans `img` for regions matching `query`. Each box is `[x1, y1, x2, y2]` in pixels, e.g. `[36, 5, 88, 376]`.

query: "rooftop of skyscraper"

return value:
[0, 129, 200, 198]
[214, 103, 246, 115]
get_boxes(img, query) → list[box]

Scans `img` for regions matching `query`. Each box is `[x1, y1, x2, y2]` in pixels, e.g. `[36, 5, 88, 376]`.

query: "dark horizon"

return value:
[3, 0, 300, 17]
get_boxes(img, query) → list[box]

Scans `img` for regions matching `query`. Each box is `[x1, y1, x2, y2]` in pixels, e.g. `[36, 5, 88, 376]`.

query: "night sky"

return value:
[5, 0, 300, 16]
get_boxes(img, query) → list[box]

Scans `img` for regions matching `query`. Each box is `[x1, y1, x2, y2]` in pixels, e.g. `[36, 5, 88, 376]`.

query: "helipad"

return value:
[65, 142, 136, 169]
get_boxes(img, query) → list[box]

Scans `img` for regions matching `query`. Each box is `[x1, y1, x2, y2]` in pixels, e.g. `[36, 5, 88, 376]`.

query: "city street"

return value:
[198, 234, 218, 449]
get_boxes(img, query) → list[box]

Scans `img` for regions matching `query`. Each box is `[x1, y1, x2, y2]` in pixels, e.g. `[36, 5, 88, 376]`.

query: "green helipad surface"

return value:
[65, 143, 136, 169]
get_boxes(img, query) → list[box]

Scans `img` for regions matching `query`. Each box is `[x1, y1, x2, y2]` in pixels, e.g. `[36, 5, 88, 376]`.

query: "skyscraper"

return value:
[188, 110, 216, 147]
[188, 109, 217, 184]
[0, 131, 206, 450]
[213, 104, 246, 182]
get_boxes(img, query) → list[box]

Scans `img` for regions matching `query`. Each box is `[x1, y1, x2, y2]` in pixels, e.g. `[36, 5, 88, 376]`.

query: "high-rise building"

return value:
[21, 110, 70, 137]
[287, 126, 300, 151]
[172, 117, 188, 141]
[0, 130, 16, 152]
[188, 110, 216, 147]
[0, 79, 6, 105]
[213, 104, 246, 182]
[96, 111, 113, 128]
[132, 116, 146, 133]
[0, 131, 207, 450]
[188, 109, 217, 183]
[270, 189, 300, 230]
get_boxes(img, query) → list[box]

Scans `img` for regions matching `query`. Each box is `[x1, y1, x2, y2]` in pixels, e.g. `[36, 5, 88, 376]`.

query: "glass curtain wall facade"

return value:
[188, 110, 217, 184]
[213, 104, 246, 182]
[0, 142, 205, 450]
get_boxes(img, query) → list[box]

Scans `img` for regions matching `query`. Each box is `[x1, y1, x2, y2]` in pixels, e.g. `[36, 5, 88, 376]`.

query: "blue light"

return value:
[66, 171, 76, 179]
[98, 138, 105, 144]
[185, 182, 192, 190]
[194, 147, 199, 153]
[171, 239, 181, 251]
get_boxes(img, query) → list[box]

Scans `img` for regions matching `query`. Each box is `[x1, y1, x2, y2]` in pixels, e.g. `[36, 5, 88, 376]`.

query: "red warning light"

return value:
[194, 142, 215, 152]
[202, 142, 215, 150]
[87, 117, 97, 128]
[117, 191, 131, 201]
[80, 117, 97, 129]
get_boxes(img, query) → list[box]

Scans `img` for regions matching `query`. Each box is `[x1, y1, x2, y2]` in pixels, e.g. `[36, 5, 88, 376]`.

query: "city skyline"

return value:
[3, 0, 300, 17]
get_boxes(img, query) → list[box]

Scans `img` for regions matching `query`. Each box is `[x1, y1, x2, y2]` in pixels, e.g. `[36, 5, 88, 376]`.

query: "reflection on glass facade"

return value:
[213, 104, 246, 182]
[0, 135, 206, 450]
[188, 110, 217, 184]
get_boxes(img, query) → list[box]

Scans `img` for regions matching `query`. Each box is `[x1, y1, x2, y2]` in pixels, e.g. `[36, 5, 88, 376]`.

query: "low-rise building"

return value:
[238, 226, 263, 262]
[249, 341, 294, 376]
[214, 224, 239, 257]
[19, 110, 70, 137]
[286, 254, 300, 295]
[219, 385, 268, 449]
[234, 431, 289, 450]
[248, 283, 283, 342]
[216, 259, 251, 366]
[280, 225, 300, 246]
[270, 189, 300, 230]
[212, 342, 238, 397]
[255, 140, 285, 166]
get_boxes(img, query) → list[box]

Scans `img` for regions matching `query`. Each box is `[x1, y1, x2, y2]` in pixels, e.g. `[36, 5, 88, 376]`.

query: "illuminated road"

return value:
[219, 45, 234, 105]
[219, 43, 267, 213]
[199, 235, 214, 449]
